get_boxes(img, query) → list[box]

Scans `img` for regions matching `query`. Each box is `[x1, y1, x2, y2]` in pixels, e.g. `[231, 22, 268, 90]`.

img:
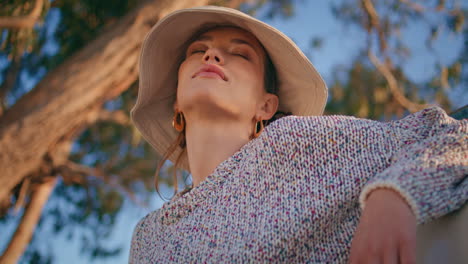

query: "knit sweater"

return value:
[129, 106, 467, 263]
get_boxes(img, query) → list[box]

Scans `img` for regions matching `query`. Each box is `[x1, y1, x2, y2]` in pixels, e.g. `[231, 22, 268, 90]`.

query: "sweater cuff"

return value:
[359, 181, 421, 223]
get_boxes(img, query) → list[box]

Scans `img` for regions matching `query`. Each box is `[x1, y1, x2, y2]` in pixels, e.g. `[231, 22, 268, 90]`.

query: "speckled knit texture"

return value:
[130, 106, 467, 263]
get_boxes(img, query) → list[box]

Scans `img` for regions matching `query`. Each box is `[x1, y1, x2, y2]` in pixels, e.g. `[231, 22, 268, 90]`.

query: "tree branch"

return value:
[13, 178, 31, 214]
[399, 0, 458, 15]
[361, 0, 430, 112]
[399, 0, 426, 13]
[0, 0, 212, 205]
[58, 160, 147, 208]
[0, 177, 57, 264]
[360, 0, 379, 30]
[368, 51, 431, 112]
[0, 0, 44, 29]
[0, 58, 21, 116]
[97, 110, 130, 126]
[227, 0, 245, 8]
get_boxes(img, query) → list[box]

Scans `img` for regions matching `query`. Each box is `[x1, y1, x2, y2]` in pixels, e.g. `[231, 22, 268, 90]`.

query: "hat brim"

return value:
[131, 6, 328, 171]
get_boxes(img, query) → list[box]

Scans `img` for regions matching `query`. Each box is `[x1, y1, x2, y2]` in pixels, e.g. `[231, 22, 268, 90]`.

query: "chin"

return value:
[179, 89, 241, 120]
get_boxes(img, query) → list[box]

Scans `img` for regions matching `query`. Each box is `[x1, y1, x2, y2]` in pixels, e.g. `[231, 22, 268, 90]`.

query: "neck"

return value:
[185, 117, 252, 187]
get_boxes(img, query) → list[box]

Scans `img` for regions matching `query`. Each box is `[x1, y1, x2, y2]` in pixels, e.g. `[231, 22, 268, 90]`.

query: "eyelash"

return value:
[191, 49, 206, 54]
[188, 46, 250, 60]
[233, 52, 249, 60]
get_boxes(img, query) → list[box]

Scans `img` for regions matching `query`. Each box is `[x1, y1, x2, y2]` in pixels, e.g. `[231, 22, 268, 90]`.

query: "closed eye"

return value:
[233, 53, 249, 60]
[191, 50, 205, 54]
[186, 42, 207, 56]
[231, 48, 250, 60]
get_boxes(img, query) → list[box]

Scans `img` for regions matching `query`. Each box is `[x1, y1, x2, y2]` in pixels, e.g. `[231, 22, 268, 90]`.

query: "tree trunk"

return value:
[0, 0, 210, 206]
[0, 178, 57, 264]
[0, 0, 44, 29]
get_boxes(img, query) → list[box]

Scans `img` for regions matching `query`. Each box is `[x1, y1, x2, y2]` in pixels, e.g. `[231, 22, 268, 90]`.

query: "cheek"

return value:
[178, 61, 188, 83]
[176, 61, 191, 99]
[236, 63, 264, 97]
[228, 64, 264, 115]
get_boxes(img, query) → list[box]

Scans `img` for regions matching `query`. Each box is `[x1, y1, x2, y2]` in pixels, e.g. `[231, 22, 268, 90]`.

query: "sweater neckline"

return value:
[158, 137, 257, 225]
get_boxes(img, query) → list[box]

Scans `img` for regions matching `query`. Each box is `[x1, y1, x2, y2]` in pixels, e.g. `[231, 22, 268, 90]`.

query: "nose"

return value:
[202, 48, 224, 65]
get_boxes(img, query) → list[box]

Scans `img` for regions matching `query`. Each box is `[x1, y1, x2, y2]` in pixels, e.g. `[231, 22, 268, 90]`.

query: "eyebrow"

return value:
[230, 38, 257, 51]
[194, 35, 259, 53]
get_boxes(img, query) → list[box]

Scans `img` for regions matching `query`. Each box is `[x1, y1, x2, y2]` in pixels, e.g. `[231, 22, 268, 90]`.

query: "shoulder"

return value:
[133, 209, 160, 234]
[129, 209, 162, 262]
[263, 114, 383, 140]
[130, 210, 160, 248]
[257, 114, 389, 161]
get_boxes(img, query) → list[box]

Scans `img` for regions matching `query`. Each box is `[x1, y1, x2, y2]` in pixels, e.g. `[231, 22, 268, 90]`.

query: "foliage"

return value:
[0, 0, 160, 262]
[325, 0, 466, 119]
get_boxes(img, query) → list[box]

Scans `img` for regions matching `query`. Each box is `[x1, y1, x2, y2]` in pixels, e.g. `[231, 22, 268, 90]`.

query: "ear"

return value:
[258, 93, 279, 120]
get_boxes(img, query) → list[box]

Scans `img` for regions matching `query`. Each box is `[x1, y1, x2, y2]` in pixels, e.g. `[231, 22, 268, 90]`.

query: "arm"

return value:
[359, 106, 467, 224]
[350, 106, 467, 264]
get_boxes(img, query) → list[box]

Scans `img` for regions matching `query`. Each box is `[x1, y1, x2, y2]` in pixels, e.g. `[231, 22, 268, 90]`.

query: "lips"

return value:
[192, 64, 227, 81]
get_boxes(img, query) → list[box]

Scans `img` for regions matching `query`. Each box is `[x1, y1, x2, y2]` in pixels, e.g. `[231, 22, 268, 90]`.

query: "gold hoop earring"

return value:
[172, 111, 185, 132]
[252, 119, 264, 138]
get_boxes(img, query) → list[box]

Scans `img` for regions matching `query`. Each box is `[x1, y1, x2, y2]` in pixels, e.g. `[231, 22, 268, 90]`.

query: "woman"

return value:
[130, 6, 467, 263]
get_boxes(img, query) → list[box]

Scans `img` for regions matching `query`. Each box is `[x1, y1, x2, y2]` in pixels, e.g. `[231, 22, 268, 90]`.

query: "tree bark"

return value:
[0, 178, 57, 264]
[0, 57, 21, 116]
[0, 0, 44, 29]
[0, 0, 210, 205]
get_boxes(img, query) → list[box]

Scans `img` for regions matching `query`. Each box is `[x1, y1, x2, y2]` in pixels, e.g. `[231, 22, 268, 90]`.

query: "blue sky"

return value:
[0, 1, 466, 263]
[258, 0, 467, 108]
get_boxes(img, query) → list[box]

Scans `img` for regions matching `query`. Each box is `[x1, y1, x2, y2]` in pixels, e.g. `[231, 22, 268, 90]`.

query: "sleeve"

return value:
[359, 106, 468, 224]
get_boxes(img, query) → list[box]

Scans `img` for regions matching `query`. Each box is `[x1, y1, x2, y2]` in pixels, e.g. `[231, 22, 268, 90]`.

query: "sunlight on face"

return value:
[176, 27, 267, 122]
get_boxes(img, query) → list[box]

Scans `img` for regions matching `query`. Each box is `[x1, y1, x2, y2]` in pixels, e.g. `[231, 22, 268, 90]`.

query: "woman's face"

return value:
[177, 27, 275, 123]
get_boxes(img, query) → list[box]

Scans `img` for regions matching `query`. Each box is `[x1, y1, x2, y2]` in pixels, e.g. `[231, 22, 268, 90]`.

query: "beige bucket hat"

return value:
[131, 6, 328, 170]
